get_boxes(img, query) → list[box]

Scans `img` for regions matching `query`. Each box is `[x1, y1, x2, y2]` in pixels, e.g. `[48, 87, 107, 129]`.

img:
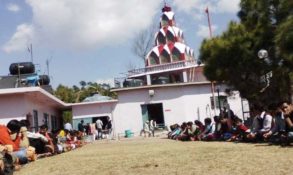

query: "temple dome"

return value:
[145, 4, 195, 67]
[145, 42, 194, 66]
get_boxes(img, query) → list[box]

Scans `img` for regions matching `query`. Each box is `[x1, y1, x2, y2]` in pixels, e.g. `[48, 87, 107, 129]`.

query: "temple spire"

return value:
[162, 1, 171, 12]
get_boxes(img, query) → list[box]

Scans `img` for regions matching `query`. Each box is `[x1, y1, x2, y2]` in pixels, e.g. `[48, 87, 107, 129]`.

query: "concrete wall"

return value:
[112, 84, 246, 135]
[0, 94, 27, 124]
[24, 95, 61, 131]
[72, 102, 116, 130]
[0, 93, 61, 131]
[72, 103, 116, 119]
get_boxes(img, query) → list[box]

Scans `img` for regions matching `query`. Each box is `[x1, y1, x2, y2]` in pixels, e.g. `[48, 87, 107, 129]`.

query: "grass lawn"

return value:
[15, 137, 293, 175]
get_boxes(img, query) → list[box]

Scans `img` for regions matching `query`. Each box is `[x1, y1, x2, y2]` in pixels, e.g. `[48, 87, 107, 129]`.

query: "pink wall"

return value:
[0, 93, 62, 129]
[0, 94, 27, 124]
[72, 102, 116, 118]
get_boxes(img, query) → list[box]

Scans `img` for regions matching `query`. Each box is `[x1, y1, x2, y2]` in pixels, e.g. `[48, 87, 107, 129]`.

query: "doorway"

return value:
[141, 103, 165, 127]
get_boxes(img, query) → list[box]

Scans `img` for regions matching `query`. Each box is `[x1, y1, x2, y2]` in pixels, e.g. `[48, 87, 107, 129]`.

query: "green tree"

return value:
[54, 84, 76, 103]
[199, 0, 293, 105]
[62, 110, 72, 123]
[54, 81, 117, 103]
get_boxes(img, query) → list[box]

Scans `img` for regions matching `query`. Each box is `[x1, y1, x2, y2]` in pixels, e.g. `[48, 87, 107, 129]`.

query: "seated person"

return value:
[192, 120, 205, 141]
[19, 120, 49, 155]
[0, 120, 28, 164]
[176, 122, 188, 141]
[177, 122, 197, 141]
[218, 116, 233, 141]
[38, 124, 55, 154]
[247, 105, 273, 142]
[263, 103, 286, 144]
[168, 124, 181, 140]
[281, 102, 293, 144]
[198, 118, 214, 141]
[0, 145, 18, 174]
[228, 117, 250, 142]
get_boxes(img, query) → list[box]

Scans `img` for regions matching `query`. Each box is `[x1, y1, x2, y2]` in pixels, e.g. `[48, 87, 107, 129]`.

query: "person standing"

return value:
[95, 119, 103, 140]
[105, 117, 112, 139]
[149, 119, 156, 137]
[64, 122, 72, 131]
[77, 120, 85, 136]
[140, 120, 151, 137]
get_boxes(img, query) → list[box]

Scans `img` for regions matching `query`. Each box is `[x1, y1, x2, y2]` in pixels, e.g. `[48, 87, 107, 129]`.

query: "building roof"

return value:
[69, 99, 118, 106]
[0, 87, 69, 109]
[0, 87, 118, 109]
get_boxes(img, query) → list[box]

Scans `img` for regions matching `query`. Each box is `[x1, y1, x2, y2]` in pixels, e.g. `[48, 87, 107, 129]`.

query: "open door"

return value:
[141, 103, 165, 128]
[141, 104, 149, 127]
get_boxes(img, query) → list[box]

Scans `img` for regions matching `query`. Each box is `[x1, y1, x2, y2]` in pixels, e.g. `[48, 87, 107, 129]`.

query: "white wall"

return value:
[24, 95, 61, 130]
[72, 103, 116, 119]
[0, 94, 27, 124]
[113, 84, 245, 135]
[0, 93, 61, 130]
[72, 102, 116, 130]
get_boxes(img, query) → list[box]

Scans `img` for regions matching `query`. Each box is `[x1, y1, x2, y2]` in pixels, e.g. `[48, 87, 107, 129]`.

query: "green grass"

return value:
[15, 138, 293, 175]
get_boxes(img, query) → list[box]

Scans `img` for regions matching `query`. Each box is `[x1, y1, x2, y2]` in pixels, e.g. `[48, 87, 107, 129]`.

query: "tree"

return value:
[62, 110, 72, 123]
[54, 81, 117, 103]
[54, 84, 76, 103]
[132, 22, 157, 61]
[79, 81, 86, 90]
[199, 0, 293, 105]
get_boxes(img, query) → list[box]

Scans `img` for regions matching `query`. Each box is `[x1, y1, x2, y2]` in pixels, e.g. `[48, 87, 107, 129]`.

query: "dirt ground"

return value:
[15, 137, 293, 175]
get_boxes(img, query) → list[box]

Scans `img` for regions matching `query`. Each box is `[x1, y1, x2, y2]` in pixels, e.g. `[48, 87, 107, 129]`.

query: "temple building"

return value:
[0, 5, 249, 138]
[72, 5, 249, 136]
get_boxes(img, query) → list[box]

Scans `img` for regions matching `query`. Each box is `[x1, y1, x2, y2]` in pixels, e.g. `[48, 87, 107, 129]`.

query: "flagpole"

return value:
[205, 7, 217, 116]
[206, 7, 212, 38]
[30, 44, 33, 63]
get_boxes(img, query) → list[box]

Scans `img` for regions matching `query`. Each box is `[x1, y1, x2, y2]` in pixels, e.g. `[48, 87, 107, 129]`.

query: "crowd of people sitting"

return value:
[0, 120, 87, 175]
[168, 101, 293, 145]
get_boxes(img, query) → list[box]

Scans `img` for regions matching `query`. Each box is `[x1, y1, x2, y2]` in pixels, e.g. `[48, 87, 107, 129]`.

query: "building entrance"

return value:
[141, 103, 165, 128]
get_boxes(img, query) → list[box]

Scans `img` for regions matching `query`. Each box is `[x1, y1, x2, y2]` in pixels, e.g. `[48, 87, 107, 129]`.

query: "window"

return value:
[161, 15, 169, 27]
[160, 50, 171, 64]
[210, 96, 227, 109]
[149, 52, 160, 65]
[166, 31, 175, 43]
[51, 115, 58, 131]
[33, 110, 38, 132]
[157, 32, 166, 45]
[172, 48, 181, 62]
[43, 113, 49, 129]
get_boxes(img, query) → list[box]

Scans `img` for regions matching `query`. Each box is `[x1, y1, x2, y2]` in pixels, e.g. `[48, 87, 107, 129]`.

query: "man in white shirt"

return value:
[247, 106, 273, 141]
[64, 122, 72, 131]
[95, 119, 103, 139]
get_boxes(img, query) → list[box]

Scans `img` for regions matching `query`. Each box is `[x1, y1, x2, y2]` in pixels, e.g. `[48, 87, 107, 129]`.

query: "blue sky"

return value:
[0, 0, 240, 88]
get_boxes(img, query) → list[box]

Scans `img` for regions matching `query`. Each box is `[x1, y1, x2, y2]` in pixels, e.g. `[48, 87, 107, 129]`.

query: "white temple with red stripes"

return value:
[120, 5, 205, 87]
[65, 4, 248, 137]
[146, 5, 194, 67]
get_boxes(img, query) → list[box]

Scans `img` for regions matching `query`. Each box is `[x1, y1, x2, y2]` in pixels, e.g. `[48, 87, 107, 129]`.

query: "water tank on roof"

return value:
[9, 62, 35, 75]
[38, 75, 50, 85]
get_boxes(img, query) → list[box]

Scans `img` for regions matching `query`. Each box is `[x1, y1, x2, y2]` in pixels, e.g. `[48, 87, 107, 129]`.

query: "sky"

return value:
[0, 0, 240, 88]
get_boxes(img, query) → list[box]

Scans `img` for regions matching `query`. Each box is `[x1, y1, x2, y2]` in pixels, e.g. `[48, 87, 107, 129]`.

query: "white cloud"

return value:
[7, 3, 21, 12]
[216, 0, 240, 14]
[2, 0, 160, 52]
[196, 24, 217, 38]
[2, 24, 34, 53]
[172, 0, 240, 17]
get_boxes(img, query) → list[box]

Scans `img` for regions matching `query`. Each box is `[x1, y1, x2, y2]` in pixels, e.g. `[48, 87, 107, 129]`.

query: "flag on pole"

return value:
[205, 7, 209, 14]
[28, 46, 31, 53]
